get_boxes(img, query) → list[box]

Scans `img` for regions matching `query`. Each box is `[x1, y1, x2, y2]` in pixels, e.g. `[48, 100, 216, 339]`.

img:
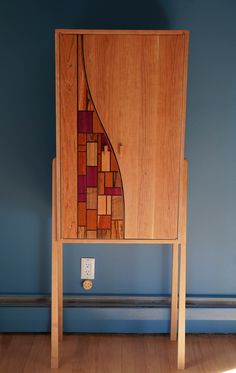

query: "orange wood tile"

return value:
[105, 172, 113, 187]
[112, 196, 123, 220]
[87, 210, 97, 230]
[78, 226, 86, 238]
[113, 172, 121, 187]
[98, 153, 101, 171]
[78, 152, 86, 175]
[110, 152, 118, 172]
[87, 230, 97, 238]
[87, 187, 97, 209]
[97, 135, 101, 153]
[97, 229, 111, 239]
[93, 112, 103, 133]
[87, 142, 97, 166]
[98, 195, 106, 215]
[87, 99, 93, 111]
[101, 146, 110, 171]
[78, 202, 86, 226]
[107, 196, 111, 215]
[111, 220, 123, 239]
[98, 215, 111, 229]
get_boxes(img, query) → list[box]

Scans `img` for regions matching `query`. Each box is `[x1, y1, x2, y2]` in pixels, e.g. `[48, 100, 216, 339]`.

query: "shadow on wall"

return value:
[0, 0, 170, 294]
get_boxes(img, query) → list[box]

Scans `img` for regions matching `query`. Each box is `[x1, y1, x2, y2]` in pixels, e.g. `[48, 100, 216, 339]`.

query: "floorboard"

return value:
[0, 333, 235, 372]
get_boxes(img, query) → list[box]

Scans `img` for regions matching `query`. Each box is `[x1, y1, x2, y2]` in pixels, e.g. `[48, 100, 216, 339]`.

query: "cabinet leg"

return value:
[58, 240, 63, 342]
[170, 242, 179, 341]
[51, 159, 59, 369]
[177, 241, 186, 369]
[177, 160, 188, 370]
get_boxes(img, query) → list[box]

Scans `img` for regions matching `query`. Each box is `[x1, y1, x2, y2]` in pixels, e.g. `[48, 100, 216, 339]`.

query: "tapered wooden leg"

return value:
[177, 160, 188, 370]
[170, 242, 179, 341]
[58, 239, 63, 342]
[51, 159, 59, 369]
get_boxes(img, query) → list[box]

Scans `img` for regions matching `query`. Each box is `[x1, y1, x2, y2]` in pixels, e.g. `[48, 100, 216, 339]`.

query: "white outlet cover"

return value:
[81, 258, 95, 280]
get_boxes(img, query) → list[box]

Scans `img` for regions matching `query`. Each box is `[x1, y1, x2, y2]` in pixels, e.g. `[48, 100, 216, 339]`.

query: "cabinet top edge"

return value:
[55, 29, 190, 36]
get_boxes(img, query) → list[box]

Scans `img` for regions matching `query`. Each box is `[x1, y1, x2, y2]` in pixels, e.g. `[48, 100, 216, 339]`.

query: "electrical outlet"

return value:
[81, 258, 95, 280]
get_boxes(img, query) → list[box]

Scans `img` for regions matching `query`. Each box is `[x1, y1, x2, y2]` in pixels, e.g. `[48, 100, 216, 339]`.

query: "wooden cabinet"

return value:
[52, 29, 189, 370]
[56, 30, 189, 242]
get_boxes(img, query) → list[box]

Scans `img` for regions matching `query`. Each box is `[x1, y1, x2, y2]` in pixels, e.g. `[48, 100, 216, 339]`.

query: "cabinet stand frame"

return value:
[51, 158, 188, 370]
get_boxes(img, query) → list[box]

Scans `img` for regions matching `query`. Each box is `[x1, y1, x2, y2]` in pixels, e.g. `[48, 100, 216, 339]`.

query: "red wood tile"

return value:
[78, 133, 87, 145]
[78, 152, 86, 175]
[78, 202, 86, 226]
[98, 215, 111, 229]
[87, 210, 97, 230]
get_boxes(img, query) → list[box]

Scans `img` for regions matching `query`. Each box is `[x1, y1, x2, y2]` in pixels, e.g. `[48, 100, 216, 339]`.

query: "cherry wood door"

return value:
[58, 31, 189, 240]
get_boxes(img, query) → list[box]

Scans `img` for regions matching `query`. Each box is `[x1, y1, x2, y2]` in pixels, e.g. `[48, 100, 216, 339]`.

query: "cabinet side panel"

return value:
[60, 34, 78, 238]
[83, 34, 186, 239]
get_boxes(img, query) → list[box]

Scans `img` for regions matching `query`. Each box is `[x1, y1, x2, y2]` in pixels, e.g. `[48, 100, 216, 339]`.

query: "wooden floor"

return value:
[0, 334, 236, 373]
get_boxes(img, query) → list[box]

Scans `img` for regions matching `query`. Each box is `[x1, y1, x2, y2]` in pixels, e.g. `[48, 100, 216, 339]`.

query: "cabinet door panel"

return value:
[60, 34, 77, 238]
[83, 35, 185, 239]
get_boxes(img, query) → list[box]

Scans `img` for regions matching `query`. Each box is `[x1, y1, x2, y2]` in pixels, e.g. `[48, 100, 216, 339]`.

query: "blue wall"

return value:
[0, 0, 236, 313]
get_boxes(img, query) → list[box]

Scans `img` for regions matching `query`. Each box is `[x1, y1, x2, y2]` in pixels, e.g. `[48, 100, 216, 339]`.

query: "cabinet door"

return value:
[59, 32, 188, 240]
[83, 34, 186, 239]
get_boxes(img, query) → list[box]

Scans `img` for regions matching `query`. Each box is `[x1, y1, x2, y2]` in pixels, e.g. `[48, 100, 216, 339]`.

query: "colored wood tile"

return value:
[87, 100, 93, 111]
[87, 230, 97, 239]
[113, 172, 121, 187]
[111, 220, 123, 239]
[87, 133, 98, 142]
[98, 173, 105, 194]
[98, 215, 111, 229]
[78, 111, 93, 133]
[107, 196, 111, 215]
[104, 187, 122, 195]
[110, 152, 118, 172]
[93, 112, 103, 133]
[101, 146, 110, 171]
[78, 133, 86, 145]
[87, 142, 97, 166]
[101, 134, 110, 150]
[78, 152, 86, 175]
[78, 226, 86, 238]
[78, 39, 87, 110]
[98, 195, 106, 215]
[97, 229, 111, 239]
[78, 175, 86, 194]
[97, 134, 101, 153]
[79, 145, 86, 151]
[87, 187, 97, 209]
[78, 193, 86, 202]
[112, 196, 123, 219]
[87, 167, 98, 187]
[78, 202, 86, 226]
[105, 172, 113, 187]
[98, 153, 101, 171]
[87, 210, 97, 230]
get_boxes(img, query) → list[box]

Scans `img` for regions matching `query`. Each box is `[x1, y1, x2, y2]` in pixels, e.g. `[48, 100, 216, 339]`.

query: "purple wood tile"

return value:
[79, 193, 86, 202]
[104, 187, 122, 195]
[78, 175, 86, 194]
[78, 111, 93, 133]
[101, 133, 111, 150]
[87, 166, 97, 187]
